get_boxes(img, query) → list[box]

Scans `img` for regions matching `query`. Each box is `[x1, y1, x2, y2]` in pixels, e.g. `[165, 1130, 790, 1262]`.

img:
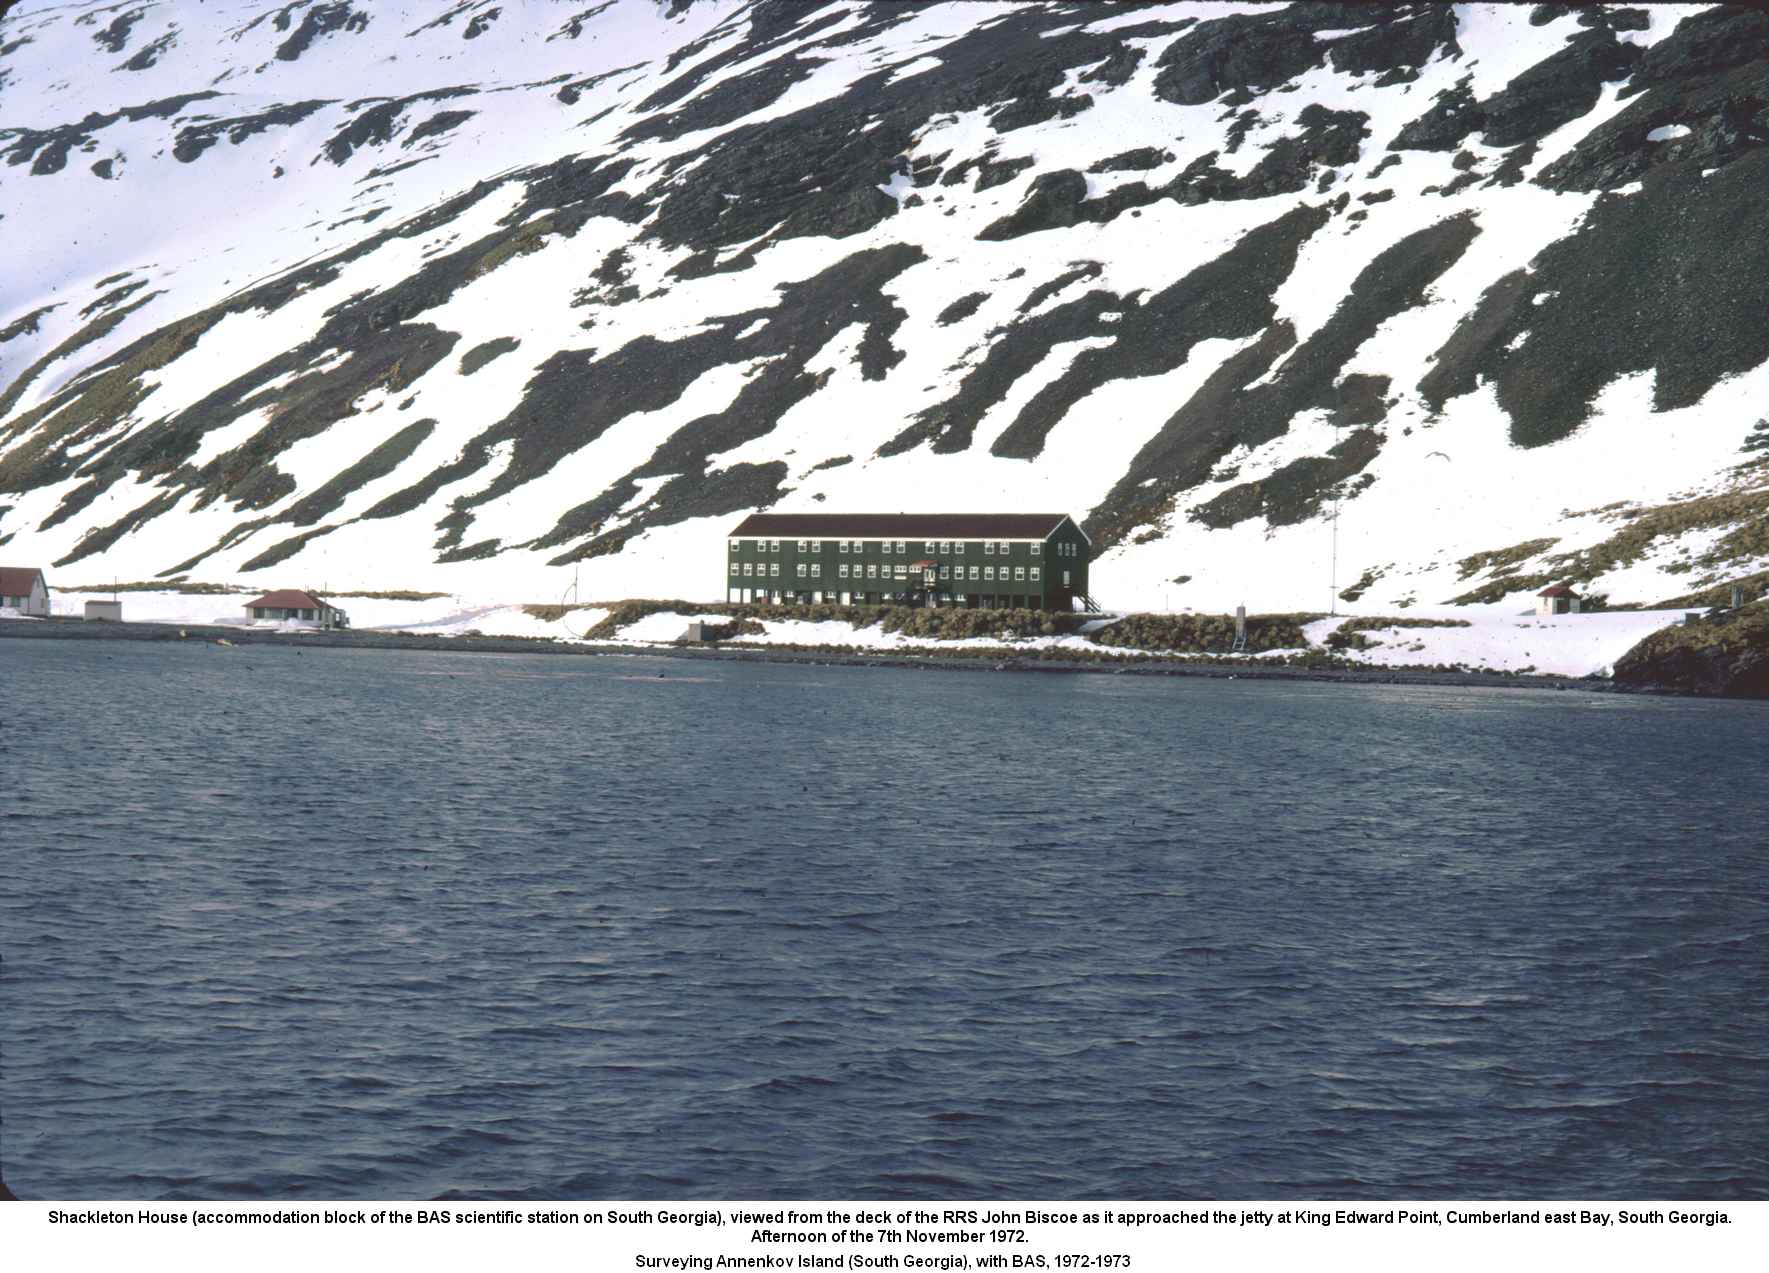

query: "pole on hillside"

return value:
[1329, 485, 1340, 618]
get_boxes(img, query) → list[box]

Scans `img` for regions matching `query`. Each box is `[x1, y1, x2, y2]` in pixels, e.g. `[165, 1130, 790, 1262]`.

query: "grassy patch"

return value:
[331, 589, 450, 601]
[1454, 485, 1769, 604]
[1455, 536, 1559, 582]
[1088, 612, 1319, 653]
[57, 579, 249, 594]
[581, 599, 1091, 643]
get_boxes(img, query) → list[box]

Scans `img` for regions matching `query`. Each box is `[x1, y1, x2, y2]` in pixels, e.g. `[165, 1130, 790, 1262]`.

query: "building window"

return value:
[867, 564, 878, 578]
[796, 540, 807, 552]
[1015, 567, 1026, 580]
[939, 564, 950, 579]
[811, 564, 821, 578]
[985, 566, 995, 581]
[1030, 567, 1040, 581]
[894, 540, 905, 553]
[769, 539, 779, 552]
[743, 563, 753, 576]
[1030, 543, 1041, 556]
[839, 540, 849, 553]
[984, 541, 993, 555]
[770, 563, 780, 577]
[998, 541, 1010, 555]
[812, 541, 822, 553]
[969, 565, 979, 580]
[730, 562, 739, 575]
[1064, 570, 1071, 586]
[839, 564, 849, 578]
[797, 563, 807, 577]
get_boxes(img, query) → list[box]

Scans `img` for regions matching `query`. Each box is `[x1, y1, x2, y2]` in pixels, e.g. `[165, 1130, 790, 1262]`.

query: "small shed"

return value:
[1536, 583, 1583, 616]
[244, 589, 347, 628]
[677, 620, 723, 643]
[0, 566, 49, 617]
[84, 599, 123, 622]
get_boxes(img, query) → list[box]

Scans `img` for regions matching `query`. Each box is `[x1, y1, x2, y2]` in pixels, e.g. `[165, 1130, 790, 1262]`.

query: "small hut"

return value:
[1536, 583, 1583, 616]
[84, 600, 123, 622]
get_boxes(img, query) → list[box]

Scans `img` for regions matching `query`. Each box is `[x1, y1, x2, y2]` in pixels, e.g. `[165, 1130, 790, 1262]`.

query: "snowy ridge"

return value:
[3, 1, 1768, 623]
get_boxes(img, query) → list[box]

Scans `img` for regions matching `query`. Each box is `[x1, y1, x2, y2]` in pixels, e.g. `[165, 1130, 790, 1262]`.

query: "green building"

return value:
[726, 514, 1094, 611]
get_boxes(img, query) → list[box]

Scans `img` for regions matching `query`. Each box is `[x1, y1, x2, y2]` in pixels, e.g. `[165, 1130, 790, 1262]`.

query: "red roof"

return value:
[0, 566, 46, 595]
[910, 559, 937, 569]
[1537, 583, 1578, 598]
[245, 589, 329, 609]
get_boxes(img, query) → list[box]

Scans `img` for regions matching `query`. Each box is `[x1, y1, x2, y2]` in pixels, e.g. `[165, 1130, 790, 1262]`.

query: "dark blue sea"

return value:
[2, 638, 1766, 1200]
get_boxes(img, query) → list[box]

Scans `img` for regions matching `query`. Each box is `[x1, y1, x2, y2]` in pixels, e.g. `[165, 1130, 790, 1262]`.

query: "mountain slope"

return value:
[3, 0, 1767, 612]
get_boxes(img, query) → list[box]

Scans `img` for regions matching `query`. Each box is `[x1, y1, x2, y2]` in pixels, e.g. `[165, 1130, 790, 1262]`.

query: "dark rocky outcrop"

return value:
[1423, 152, 1769, 446]
[1612, 607, 1769, 697]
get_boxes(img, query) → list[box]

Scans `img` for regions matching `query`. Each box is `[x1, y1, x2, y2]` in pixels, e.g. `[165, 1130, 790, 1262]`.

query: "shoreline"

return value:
[0, 614, 1679, 697]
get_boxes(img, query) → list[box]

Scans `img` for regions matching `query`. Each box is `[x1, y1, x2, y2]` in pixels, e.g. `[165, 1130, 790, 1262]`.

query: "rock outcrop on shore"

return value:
[1611, 607, 1769, 698]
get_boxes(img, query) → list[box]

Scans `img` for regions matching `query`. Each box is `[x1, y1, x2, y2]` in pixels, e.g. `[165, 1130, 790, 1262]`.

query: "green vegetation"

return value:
[1087, 612, 1317, 653]
[332, 589, 450, 601]
[882, 607, 1086, 640]
[1454, 483, 1769, 604]
[1454, 536, 1559, 582]
[58, 579, 248, 594]
[1634, 572, 1769, 612]
[1337, 565, 1384, 603]
[580, 599, 1086, 642]
[466, 216, 559, 281]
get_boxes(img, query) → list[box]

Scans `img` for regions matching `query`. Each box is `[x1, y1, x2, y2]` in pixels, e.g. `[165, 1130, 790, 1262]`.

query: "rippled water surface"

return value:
[3, 638, 1766, 1200]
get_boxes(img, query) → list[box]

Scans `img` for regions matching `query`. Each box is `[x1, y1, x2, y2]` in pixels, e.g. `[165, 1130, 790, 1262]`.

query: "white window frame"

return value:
[867, 564, 878, 579]
[895, 540, 905, 553]
[797, 563, 808, 577]
[893, 564, 906, 579]
[939, 564, 950, 579]
[1015, 567, 1026, 581]
[743, 563, 754, 577]
[811, 563, 821, 578]
[969, 566, 979, 580]
[1030, 566, 1040, 581]
[769, 539, 779, 552]
[985, 566, 995, 581]
[770, 562, 780, 577]
[1031, 543, 1041, 556]
[730, 562, 739, 575]
[984, 541, 994, 555]
[839, 540, 849, 553]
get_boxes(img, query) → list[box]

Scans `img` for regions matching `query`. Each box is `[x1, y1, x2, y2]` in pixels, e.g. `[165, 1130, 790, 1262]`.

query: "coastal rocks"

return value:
[1612, 608, 1769, 697]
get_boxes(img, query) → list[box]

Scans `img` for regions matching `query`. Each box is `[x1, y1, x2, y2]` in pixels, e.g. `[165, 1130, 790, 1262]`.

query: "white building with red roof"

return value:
[0, 566, 49, 617]
[243, 589, 347, 628]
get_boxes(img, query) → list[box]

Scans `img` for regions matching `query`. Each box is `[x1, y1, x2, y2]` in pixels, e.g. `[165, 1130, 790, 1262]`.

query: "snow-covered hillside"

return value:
[3, 0, 1768, 615]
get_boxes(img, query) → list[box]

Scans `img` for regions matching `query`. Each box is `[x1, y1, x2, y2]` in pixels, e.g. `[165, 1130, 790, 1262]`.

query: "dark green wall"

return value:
[726, 520, 1092, 609]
